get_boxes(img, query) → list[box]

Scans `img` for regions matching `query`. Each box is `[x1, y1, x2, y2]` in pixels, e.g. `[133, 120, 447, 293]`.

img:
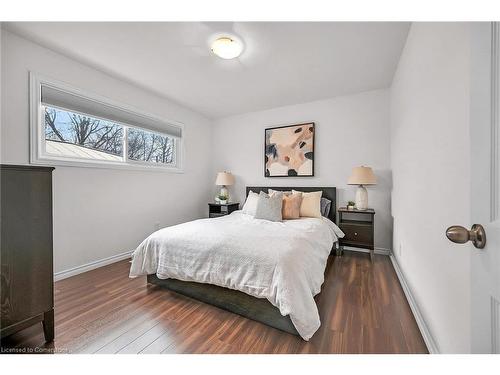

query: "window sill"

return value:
[30, 156, 184, 174]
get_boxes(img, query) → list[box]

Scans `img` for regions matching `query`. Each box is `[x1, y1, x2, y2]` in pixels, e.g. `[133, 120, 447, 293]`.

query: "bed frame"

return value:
[147, 186, 337, 337]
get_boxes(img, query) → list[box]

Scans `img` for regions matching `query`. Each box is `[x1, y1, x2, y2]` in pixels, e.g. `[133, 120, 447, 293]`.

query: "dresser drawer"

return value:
[340, 223, 373, 246]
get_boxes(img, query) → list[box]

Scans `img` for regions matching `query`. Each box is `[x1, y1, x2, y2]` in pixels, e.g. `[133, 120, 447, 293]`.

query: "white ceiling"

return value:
[4, 22, 410, 119]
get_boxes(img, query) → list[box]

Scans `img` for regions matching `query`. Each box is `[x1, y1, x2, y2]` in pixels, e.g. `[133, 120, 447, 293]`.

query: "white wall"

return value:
[390, 23, 471, 353]
[0, 30, 213, 274]
[212, 89, 393, 251]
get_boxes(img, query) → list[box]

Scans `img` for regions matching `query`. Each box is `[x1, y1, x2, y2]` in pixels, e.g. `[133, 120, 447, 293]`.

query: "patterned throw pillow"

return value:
[268, 188, 291, 197]
[320, 197, 332, 217]
[282, 192, 303, 220]
[254, 191, 283, 222]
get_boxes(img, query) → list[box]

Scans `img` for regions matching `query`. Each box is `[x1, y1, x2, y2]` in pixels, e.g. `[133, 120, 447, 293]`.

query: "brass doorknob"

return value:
[446, 224, 486, 249]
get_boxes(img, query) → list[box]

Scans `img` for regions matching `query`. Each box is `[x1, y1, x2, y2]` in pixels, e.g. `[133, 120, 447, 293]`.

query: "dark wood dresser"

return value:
[1, 165, 55, 342]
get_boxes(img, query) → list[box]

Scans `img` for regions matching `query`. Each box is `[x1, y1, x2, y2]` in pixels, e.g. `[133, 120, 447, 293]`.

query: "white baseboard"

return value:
[54, 250, 133, 281]
[390, 255, 439, 354]
[342, 246, 391, 256]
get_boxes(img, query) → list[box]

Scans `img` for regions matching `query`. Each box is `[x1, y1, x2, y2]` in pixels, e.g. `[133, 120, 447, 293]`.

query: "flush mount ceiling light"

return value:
[211, 37, 243, 59]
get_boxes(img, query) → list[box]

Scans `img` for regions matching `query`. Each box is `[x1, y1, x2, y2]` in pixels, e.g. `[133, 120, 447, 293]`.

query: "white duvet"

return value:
[129, 211, 344, 340]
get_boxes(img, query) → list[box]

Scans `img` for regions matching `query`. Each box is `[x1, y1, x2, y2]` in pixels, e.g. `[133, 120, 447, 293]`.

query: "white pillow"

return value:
[242, 191, 259, 216]
[292, 190, 323, 218]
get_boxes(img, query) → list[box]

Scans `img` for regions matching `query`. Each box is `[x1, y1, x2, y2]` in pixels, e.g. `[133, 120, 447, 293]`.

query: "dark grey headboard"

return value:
[245, 186, 337, 223]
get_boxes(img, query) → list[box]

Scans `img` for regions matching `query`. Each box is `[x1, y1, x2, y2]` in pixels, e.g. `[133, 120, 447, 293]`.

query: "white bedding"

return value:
[129, 211, 344, 340]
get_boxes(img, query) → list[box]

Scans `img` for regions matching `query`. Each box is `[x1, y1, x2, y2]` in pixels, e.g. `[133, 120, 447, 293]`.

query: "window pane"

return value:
[127, 128, 175, 164]
[44, 106, 123, 161]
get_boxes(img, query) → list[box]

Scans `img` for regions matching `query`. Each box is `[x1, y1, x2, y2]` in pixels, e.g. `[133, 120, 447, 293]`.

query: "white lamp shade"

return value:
[348, 166, 377, 185]
[215, 172, 235, 186]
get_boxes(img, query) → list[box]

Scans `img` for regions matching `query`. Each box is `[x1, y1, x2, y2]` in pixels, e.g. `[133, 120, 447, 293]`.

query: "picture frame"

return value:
[264, 122, 315, 177]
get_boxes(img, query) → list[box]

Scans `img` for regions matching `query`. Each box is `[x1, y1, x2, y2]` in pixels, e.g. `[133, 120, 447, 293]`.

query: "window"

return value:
[44, 106, 125, 162]
[30, 73, 183, 171]
[127, 128, 175, 164]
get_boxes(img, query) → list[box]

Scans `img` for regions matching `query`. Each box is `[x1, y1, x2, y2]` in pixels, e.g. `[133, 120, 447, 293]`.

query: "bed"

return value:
[129, 186, 342, 340]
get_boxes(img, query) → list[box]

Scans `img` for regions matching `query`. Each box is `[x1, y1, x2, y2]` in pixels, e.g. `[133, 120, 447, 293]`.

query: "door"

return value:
[468, 22, 500, 353]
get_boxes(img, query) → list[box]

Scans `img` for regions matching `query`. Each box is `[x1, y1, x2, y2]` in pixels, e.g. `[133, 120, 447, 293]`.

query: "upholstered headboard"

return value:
[245, 186, 337, 223]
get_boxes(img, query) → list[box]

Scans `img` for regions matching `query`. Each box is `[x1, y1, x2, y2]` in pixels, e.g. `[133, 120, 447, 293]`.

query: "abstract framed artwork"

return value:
[264, 122, 315, 177]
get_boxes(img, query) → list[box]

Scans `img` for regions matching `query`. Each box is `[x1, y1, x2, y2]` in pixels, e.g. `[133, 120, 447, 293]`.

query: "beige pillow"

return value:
[281, 192, 303, 220]
[292, 190, 323, 218]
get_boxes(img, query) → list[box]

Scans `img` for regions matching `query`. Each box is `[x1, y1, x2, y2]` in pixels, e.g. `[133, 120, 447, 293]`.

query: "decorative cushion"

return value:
[254, 191, 283, 222]
[292, 190, 322, 218]
[320, 197, 332, 218]
[268, 188, 291, 197]
[242, 191, 259, 216]
[282, 192, 303, 220]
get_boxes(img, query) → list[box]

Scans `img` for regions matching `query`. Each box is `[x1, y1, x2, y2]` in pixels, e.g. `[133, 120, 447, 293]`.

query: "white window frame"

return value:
[29, 72, 185, 173]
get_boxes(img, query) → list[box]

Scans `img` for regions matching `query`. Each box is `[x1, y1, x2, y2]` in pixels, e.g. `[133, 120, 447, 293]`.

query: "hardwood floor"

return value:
[0, 251, 428, 354]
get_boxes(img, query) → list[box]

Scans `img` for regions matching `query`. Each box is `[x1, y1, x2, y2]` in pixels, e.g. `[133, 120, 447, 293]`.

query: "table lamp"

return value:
[347, 166, 376, 210]
[215, 171, 235, 202]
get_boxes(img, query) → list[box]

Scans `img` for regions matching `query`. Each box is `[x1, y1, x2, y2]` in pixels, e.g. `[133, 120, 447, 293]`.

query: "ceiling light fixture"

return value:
[211, 37, 243, 59]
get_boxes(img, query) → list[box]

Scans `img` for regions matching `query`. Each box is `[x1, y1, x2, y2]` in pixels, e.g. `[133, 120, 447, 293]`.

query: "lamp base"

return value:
[220, 186, 230, 201]
[355, 185, 368, 210]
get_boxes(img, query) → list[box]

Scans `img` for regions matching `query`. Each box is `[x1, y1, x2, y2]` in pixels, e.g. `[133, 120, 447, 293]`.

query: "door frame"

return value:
[490, 22, 499, 223]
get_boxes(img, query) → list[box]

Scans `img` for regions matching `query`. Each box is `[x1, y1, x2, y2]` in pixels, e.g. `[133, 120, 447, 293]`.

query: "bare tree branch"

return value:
[44, 109, 65, 141]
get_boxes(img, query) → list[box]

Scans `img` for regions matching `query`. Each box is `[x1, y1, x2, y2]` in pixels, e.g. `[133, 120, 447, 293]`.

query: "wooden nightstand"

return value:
[208, 203, 240, 218]
[338, 207, 375, 261]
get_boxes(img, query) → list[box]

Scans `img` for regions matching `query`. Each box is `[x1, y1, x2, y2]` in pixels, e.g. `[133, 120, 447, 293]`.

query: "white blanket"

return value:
[129, 211, 344, 340]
